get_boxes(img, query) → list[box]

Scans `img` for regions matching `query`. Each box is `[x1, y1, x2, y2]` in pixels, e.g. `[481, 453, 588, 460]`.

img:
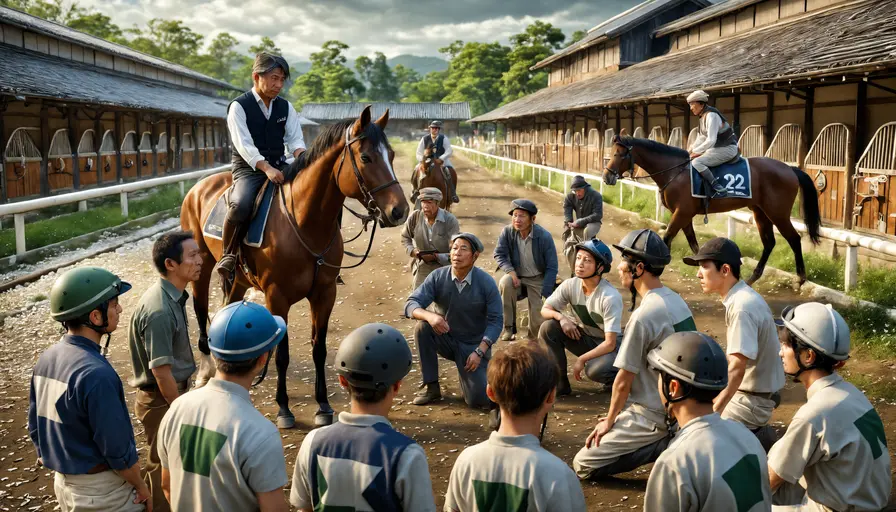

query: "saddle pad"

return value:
[202, 183, 276, 248]
[690, 157, 752, 199]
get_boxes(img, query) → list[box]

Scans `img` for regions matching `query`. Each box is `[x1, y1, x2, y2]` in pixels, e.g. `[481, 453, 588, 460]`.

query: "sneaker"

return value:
[413, 382, 442, 405]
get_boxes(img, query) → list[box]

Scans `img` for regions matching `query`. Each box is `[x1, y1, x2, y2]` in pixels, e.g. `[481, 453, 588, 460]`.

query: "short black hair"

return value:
[710, 260, 741, 280]
[624, 255, 665, 277]
[215, 355, 264, 376]
[344, 383, 390, 404]
[782, 330, 837, 374]
[152, 231, 194, 275]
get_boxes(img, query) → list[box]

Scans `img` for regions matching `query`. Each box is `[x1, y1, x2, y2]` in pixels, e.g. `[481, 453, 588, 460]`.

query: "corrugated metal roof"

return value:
[0, 6, 238, 91]
[533, 0, 710, 70]
[654, 0, 764, 37]
[472, 0, 896, 122]
[300, 102, 471, 121]
[0, 43, 231, 118]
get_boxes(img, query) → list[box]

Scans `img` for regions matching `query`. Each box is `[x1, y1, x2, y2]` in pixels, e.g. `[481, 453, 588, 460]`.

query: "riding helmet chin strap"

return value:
[626, 261, 645, 312]
[81, 302, 112, 357]
[785, 340, 816, 383]
[252, 349, 275, 388]
[661, 374, 689, 433]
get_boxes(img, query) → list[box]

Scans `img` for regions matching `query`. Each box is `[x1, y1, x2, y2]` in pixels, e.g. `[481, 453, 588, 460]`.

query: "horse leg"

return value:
[747, 208, 776, 285]
[191, 254, 217, 387]
[682, 223, 700, 253]
[309, 282, 338, 427]
[266, 291, 296, 429]
[764, 208, 808, 285]
[661, 209, 691, 252]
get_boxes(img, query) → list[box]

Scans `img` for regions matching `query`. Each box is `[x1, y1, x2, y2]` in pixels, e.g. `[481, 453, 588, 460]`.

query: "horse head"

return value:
[336, 105, 409, 227]
[603, 135, 634, 186]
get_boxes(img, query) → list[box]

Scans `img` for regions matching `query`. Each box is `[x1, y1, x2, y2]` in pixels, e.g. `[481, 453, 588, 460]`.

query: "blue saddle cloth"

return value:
[690, 157, 752, 199]
[202, 182, 275, 248]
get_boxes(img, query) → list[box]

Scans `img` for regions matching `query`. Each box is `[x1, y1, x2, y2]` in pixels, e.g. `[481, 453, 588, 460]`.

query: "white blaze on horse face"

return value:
[379, 144, 396, 180]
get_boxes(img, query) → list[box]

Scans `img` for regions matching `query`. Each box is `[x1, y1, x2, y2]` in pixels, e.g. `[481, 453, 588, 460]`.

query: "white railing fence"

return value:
[0, 165, 229, 256]
[455, 146, 896, 293]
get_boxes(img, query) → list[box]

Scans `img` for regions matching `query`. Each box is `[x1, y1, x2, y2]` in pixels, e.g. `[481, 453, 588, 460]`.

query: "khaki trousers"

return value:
[573, 405, 670, 480]
[54, 471, 144, 512]
[498, 273, 544, 340]
[135, 381, 189, 512]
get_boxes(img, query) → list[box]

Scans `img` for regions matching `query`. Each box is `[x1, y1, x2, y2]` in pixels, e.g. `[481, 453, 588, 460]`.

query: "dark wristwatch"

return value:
[474, 347, 485, 358]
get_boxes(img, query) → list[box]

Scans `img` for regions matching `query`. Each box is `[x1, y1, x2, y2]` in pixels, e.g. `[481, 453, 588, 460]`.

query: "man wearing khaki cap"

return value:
[400, 187, 460, 290]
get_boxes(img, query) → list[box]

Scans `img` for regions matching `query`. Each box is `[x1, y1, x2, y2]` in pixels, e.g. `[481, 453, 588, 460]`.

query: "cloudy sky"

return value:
[77, 0, 642, 62]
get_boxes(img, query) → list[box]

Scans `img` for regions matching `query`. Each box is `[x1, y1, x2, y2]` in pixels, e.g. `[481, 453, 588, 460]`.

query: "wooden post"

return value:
[0, 101, 7, 203]
[211, 122, 217, 164]
[629, 107, 635, 134]
[192, 120, 200, 169]
[765, 92, 775, 145]
[134, 114, 142, 178]
[94, 113, 103, 186]
[151, 117, 159, 177]
[120, 191, 128, 217]
[844, 244, 858, 292]
[844, 82, 867, 229]
[616, 108, 621, 133]
[14, 213, 25, 256]
[684, 104, 691, 140]
[665, 104, 671, 139]
[641, 103, 648, 135]
[166, 118, 173, 173]
[114, 111, 123, 183]
[175, 121, 182, 171]
[39, 103, 50, 196]
[733, 94, 741, 135]
[727, 216, 737, 239]
[67, 108, 81, 190]
[803, 87, 814, 167]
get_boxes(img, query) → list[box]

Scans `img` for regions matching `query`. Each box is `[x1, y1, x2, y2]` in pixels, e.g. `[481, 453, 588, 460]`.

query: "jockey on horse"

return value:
[687, 90, 739, 199]
[412, 120, 460, 204]
[216, 52, 306, 290]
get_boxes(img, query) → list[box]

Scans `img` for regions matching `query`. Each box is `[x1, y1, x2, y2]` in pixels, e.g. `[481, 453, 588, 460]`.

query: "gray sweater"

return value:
[563, 187, 603, 226]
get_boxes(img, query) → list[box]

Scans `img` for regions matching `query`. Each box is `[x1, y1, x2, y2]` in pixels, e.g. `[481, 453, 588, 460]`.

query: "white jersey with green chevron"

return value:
[544, 277, 623, 338]
[645, 413, 772, 512]
[614, 286, 696, 414]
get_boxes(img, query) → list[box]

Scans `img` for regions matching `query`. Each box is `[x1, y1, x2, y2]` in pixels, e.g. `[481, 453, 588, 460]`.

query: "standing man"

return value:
[291, 323, 437, 512]
[573, 229, 696, 480]
[219, 52, 306, 290]
[128, 231, 203, 512]
[158, 301, 289, 511]
[30, 267, 151, 511]
[683, 237, 784, 450]
[400, 187, 460, 290]
[562, 176, 603, 277]
[494, 199, 559, 341]
[644, 331, 772, 511]
[539, 239, 623, 396]
[686, 89, 738, 198]
[404, 233, 502, 423]
[412, 120, 458, 204]
[768, 303, 891, 511]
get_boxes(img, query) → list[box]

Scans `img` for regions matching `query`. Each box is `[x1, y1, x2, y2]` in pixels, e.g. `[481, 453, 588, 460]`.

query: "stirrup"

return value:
[215, 254, 237, 275]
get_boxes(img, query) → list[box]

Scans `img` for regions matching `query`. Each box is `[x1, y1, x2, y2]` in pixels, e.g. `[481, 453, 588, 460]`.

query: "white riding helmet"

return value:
[687, 90, 710, 104]
[777, 302, 850, 361]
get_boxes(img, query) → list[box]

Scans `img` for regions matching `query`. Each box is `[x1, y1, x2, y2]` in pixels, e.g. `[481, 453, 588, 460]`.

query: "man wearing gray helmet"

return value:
[768, 303, 890, 511]
[644, 331, 771, 511]
[290, 323, 436, 512]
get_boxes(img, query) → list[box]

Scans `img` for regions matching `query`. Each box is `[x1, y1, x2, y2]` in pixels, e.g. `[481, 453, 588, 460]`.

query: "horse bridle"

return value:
[604, 138, 692, 192]
[336, 126, 400, 221]
[603, 138, 635, 181]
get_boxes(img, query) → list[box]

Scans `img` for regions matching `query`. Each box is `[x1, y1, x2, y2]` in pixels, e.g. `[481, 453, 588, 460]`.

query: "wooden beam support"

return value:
[113, 110, 123, 183]
[665, 104, 671, 139]
[803, 87, 814, 163]
[39, 103, 50, 196]
[165, 118, 173, 173]
[641, 103, 648, 134]
[134, 114, 142, 178]
[865, 79, 896, 96]
[93, 112, 103, 186]
[733, 94, 741, 135]
[67, 107, 81, 190]
[175, 121, 182, 171]
[844, 81, 867, 229]
[151, 116, 159, 177]
[0, 100, 7, 203]
[765, 92, 775, 144]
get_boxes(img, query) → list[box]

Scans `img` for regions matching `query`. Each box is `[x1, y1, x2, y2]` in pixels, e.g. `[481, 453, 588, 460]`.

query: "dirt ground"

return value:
[1, 144, 894, 511]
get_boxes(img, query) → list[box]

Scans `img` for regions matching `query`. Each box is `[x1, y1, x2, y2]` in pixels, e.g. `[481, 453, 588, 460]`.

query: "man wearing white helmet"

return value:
[686, 90, 739, 198]
[644, 331, 772, 511]
[768, 302, 891, 511]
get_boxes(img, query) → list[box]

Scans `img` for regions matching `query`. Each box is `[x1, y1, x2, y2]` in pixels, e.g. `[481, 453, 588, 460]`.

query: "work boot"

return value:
[413, 382, 442, 405]
[557, 377, 572, 396]
[500, 327, 515, 342]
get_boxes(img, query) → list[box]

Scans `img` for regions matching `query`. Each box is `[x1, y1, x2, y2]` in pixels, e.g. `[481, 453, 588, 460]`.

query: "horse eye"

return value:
[360, 153, 372, 163]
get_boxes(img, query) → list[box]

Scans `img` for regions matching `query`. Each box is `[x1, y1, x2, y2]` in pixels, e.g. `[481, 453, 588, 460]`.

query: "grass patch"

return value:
[842, 371, 896, 401]
[0, 182, 193, 258]
[30, 294, 47, 302]
[838, 304, 896, 360]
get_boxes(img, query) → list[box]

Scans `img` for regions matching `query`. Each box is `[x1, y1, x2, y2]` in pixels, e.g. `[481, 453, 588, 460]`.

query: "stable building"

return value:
[0, 6, 239, 203]
[299, 102, 472, 141]
[472, 0, 896, 237]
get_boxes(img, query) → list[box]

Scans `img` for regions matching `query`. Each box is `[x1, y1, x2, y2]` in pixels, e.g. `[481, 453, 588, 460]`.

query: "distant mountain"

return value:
[387, 55, 448, 76]
[291, 61, 312, 74]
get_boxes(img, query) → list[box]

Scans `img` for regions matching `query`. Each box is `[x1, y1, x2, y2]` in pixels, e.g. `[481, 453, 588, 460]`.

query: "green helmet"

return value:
[49, 267, 132, 322]
[335, 323, 413, 390]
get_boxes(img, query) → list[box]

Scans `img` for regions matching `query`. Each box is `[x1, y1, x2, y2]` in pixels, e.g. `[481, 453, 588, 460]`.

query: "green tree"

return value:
[501, 21, 565, 103]
[569, 29, 587, 46]
[439, 41, 510, 116]
[127, 19, 203, 65]
[403, 70, 447, 102]
[229, 36, 286, 92]
[393, 64, 421, 100]
[67, 11, 123, 42]
[355, 52, 399, 101]
[291, 40, 364, 108]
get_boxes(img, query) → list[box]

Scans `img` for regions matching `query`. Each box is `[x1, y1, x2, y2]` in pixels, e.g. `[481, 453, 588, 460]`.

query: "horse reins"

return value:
[604, 141, 693, 203]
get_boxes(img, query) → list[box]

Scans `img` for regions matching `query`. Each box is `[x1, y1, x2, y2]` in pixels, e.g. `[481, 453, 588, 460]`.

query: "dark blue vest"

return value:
[423, 133, 445, 158]
[229, 91, 288, 173]
[309, 421, 414, 511]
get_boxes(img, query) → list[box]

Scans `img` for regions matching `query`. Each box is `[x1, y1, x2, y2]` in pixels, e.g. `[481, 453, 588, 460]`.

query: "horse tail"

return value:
[792, 166, 822, 245]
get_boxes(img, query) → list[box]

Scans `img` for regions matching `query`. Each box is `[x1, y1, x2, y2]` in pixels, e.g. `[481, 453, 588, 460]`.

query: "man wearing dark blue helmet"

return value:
[157, 301, 289, 512]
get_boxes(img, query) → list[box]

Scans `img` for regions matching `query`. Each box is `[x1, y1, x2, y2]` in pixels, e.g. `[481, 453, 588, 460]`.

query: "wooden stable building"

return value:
[0, 6, 238, 203]
[300, 102, 471, 141]
[472, 0, 896, 238]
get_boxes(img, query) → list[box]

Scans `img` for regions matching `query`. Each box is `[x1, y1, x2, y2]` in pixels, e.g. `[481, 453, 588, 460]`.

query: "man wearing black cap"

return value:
[218, 52, 306, 289]
[683, 237, 784, 450]
[562, 176, 603, 276]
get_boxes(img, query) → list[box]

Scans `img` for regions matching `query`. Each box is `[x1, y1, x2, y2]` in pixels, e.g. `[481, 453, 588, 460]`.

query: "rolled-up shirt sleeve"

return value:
[285, 106, 306, 154]
[227, 102, 264, 170]
[87, 379, 137, 470]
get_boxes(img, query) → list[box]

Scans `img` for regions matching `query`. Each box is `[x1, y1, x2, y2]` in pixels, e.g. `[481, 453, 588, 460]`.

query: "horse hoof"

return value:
[314, 411, 335, 427]
[277, 414, 296, 429]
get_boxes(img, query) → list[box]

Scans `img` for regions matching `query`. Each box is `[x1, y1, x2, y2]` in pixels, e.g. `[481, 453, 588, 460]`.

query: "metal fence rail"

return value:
[454, 145, 896, 293]
[1, 165, 229, 256]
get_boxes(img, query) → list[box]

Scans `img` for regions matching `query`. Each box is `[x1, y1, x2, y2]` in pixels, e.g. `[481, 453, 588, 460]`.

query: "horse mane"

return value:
[291, 119, 391, 173]
[619, 135, 688, 158]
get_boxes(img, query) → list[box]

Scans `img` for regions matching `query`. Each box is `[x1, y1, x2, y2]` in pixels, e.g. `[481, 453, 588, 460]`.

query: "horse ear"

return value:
[353, 105, 373, 136]
[374, 109, 389, 130]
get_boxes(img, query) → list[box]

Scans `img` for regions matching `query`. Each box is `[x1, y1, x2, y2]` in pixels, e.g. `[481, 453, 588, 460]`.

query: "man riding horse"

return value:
[412, 120, 459, 204]
[216, 52, 306, 288]
[687, 90, 739, 199]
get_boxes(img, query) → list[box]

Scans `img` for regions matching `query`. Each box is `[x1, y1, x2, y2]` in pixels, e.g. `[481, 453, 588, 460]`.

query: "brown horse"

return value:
[603, 135, 821, 285]
[181, 106, 409, 428]
[415, 144, 457, 211]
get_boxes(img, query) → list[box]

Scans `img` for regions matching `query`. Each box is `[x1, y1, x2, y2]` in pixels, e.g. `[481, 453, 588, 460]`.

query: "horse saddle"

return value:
[690, 156, 752, 199]
[202, 181, 276, 248]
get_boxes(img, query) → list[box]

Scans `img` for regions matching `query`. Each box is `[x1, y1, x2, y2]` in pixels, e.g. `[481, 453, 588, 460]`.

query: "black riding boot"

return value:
[698, 169, 728, 198]
[410, 170, 420, 203]
[443, 167, 459, 203]
[215, 217, 245, 284]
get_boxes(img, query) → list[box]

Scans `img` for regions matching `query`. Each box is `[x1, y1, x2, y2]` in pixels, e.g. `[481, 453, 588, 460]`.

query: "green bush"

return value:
[853, 267, 896, 310]
[839, 304, 896, 360]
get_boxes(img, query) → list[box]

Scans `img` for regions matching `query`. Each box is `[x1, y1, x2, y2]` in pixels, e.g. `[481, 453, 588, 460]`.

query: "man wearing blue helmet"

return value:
[157, 301, 289, 511]
[539, 239, 623, 396]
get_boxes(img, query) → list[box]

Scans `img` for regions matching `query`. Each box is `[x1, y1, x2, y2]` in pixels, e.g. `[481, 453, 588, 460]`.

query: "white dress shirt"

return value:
[416, 134, 453, 164]
[226, 88, 305, 170]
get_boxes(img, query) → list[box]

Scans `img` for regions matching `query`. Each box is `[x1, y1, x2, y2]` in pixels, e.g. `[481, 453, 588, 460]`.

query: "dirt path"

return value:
[0, 144, 893, 510]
